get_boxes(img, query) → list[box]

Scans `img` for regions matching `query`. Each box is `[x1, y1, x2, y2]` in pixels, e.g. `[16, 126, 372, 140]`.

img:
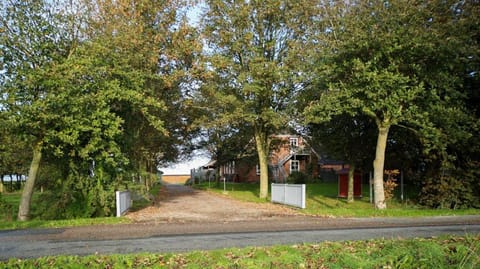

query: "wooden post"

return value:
[400, 170, 404, 202]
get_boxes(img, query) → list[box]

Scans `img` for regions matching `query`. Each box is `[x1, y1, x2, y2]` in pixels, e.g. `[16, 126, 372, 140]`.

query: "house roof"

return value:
[202, 160, 217, 169]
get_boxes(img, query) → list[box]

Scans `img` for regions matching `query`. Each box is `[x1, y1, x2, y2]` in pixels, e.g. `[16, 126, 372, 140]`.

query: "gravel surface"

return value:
[126, 184, 300, 223]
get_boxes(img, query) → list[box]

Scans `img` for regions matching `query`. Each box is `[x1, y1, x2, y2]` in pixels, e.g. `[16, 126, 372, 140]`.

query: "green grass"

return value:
[195, 182, 480, 217]
[0, 183, 164, 230]
[1, 235, 479, 268]
[303, 183, 480, 217]
[0, 191, 131, 230]
[0, 217, 131, 230]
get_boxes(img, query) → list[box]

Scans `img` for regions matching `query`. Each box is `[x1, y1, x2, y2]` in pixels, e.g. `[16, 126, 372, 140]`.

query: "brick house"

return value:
[217, 134, 319, 183]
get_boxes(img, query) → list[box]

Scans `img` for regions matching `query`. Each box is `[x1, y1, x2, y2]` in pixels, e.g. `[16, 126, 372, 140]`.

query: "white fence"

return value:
[271, 184, 306, 209]
[116, 191, 131, 217]
[190, 168, 216, 183]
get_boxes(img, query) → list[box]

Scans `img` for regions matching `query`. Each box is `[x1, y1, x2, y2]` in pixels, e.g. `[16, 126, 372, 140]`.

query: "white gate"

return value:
[116, 190, 131, 217]
[271, 184, 306, 209]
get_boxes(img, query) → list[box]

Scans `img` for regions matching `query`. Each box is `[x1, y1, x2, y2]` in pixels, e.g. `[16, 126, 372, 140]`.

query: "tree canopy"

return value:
[0, 0, 201, 220]
[199, 0, 317, 198]
[304, 0, 479, 209]
[1, 0, 479, 219]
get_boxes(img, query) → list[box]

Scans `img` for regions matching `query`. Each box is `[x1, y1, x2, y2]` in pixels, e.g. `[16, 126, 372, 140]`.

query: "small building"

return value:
[216, 134, 319, 183]
[336, 169, 362, 198]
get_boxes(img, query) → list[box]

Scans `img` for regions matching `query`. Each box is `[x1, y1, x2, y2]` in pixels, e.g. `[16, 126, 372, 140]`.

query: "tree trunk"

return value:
[373, 124, 389, 210]
[347, 163, 355, 203]
[17, 142, 42, 221]
[255, 130, 270, 199]
[0, 175, 4, 193]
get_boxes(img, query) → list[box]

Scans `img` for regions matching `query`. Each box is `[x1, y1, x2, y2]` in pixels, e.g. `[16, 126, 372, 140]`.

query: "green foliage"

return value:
[199, 0, 318, 198]
[0, 193, 15, 221]
[1, 235, 479, 268]
[1, 0, 201, 220]
[286, 171, 315, 184]
[303, 0, 480, 209]
[35, 165, 118, 220]
[420, 162, 480, 209]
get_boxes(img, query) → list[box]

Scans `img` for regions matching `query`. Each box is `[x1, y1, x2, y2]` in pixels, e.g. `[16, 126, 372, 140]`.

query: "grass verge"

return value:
[0, 217, 131, 230]
[1, 235, 479, 268]
[195, 182, 480, 217]
[0, 183, 165, 230]
[0, 191, 133, 231]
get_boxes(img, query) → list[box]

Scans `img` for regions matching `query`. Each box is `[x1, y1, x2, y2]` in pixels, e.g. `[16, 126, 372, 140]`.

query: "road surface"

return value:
[1, 221, 479, 259]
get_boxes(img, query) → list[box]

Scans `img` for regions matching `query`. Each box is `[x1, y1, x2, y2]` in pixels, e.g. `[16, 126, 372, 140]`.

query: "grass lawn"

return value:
[194, 182, 480, 217]
[1, 235, 479, 268]
[0, 191, 132, 230]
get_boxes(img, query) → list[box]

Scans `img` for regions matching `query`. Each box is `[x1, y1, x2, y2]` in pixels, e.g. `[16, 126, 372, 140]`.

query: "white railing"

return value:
[271, 183, 306, 209]
[116, 190, 131, 217]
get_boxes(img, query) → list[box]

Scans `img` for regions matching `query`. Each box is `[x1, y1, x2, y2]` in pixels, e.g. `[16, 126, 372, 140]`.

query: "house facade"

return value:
[218, 134, 319, 183]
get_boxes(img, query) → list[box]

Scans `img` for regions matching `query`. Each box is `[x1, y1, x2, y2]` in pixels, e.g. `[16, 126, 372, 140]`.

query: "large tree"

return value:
[304, 0, 478, 209]
[200, 0, 316, 198]
[1, 0, 197, 220]
[0, 0, 79, 220]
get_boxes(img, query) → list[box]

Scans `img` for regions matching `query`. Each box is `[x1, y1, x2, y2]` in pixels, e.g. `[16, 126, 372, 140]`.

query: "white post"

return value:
[115, 191, 120, 217]
[301, 184, 306, 209]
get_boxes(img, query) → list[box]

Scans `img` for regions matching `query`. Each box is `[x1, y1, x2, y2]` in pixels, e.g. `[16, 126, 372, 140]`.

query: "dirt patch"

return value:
[126, 184, 300, 223]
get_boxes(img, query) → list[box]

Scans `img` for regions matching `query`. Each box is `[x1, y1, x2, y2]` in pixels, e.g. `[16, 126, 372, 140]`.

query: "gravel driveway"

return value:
[126, 184, 300, 223]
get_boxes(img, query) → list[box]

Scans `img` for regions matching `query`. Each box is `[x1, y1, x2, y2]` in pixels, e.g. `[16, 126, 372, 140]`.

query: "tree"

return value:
[0, 0, 79, 220]
[304, 0, 478, 209]
[200, 0, 316, 198]
[308, 115, 376, 202]
[1, 0, 197, 220]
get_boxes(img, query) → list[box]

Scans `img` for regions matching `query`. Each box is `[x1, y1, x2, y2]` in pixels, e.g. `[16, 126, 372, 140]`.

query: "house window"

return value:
[225, 161, 235, 175]
[290, 137, 298, 148]
[256, 164, 260, 175]
[290, 160, 299, 173]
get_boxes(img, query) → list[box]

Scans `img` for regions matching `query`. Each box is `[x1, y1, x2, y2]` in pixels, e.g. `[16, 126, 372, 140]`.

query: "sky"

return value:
[156, 4, 210, 176]
[159, 154, 211, 175]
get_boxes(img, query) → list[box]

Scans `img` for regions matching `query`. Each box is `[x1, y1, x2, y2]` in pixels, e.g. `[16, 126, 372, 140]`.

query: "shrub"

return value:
[36, 169, 117, 220]
[419, 161, 479, 209]
[384, 169, 399, 201]
[286, 171, 312, 184]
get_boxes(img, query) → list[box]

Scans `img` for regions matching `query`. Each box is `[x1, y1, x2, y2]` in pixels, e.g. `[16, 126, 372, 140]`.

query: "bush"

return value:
[384, 169, 399, 201]
[419, 168, 479, 209]
[36, 171, 117, 220]
[286, 171, 313, 184]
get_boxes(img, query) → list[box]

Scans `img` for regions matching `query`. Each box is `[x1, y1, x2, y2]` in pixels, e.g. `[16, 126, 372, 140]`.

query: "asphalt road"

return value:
[1, 223, 479, 259]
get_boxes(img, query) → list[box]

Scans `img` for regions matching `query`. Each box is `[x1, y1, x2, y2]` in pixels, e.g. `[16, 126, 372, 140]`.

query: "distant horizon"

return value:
[159, 155, 211, 176]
